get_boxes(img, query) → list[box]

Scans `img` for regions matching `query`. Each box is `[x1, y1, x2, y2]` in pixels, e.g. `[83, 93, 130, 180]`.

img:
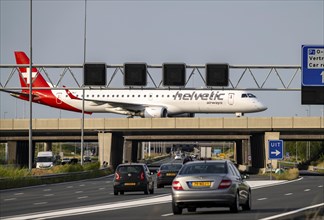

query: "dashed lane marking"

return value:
[258, 198, 268, 201]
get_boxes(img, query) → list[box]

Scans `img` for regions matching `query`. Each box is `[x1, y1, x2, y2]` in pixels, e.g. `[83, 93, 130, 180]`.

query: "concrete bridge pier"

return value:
[7, 141, 35, 167]
[250, 132, 280, 170]
[98, 132, 124, 169]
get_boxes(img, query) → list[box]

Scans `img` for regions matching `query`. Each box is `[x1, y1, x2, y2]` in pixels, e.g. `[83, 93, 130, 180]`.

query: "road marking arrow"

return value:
[271, 150, 280, 156]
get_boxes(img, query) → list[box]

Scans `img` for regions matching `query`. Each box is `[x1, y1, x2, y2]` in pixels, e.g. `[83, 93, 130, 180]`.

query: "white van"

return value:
[36, 151, 54, 168]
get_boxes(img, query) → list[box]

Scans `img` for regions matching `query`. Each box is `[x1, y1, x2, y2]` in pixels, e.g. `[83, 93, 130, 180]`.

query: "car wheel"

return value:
[242, 190, 252, 211]
[230, 192, 240, 213]
[113, 190, 118, 196]
[144, 184, 149, 195]
[172, 202, 182, 215]
[187, 207, 196, 212]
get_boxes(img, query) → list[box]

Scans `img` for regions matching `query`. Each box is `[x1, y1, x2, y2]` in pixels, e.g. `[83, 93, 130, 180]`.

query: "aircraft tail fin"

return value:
[14, 51, 51, 88]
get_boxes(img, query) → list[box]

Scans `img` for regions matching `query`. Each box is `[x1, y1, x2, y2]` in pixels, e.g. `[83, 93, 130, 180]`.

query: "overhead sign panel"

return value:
[302, 45, 324, 86]
[124, 63, 147, 86]
[83, 63, 106, 86]
[268, 140, 283, 160]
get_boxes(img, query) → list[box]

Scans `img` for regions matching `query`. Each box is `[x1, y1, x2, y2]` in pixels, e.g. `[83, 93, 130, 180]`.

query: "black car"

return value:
[113, 163, 154, 195]
[157, 163, 183, 188]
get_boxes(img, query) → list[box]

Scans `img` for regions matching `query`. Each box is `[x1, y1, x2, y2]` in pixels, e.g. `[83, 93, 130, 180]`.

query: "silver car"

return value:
[171, 160, 251, 214]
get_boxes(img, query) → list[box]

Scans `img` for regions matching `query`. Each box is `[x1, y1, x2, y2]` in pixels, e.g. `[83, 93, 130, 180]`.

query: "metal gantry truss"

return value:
[0, 64, 301, 91]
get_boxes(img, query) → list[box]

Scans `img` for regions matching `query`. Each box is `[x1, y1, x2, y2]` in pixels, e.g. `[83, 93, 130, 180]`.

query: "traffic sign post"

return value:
[302, 45, 324, 86]
[268, 140, 284, 180]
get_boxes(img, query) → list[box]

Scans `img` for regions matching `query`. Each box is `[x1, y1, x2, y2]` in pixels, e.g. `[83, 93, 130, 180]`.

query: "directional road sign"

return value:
[268, 140, 283, 160]
[302, 45, 324, 86]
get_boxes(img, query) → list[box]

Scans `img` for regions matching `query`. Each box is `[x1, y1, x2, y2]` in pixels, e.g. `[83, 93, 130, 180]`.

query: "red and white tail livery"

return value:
[1, 51, 267, 117]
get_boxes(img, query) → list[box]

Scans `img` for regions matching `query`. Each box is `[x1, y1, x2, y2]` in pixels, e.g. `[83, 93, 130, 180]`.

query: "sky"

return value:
[0, 0, 323, 119]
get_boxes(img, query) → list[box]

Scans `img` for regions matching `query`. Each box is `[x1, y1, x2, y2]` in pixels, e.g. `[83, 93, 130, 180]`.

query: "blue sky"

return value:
[1, 0, 323, 118]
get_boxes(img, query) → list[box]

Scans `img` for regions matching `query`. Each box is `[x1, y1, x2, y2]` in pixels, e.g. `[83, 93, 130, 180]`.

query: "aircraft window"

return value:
[66, 95, 68, 98]
[92, 95, 94, 98]
[138, 95, 140, 97]
[144, 95, 146, 98]
[162, 95, 164, 98]
[156, 95, 159, 98]
[122, 95, 124, 98]
[132, 95, 135, 97]
[248, 93, 256, 98]
[127, 95, 129, 98]
[167, 95, 170, 98]
[117, 95, 119, 98]
[97, 94, 100, 97]
[241, 94, 247, 98]
[86, 95, 89, 98]
[112, 95, 114, 98]
[103, 95, 105, 97]
[150, 95, 152, 98]
[107, 95, 109, 98]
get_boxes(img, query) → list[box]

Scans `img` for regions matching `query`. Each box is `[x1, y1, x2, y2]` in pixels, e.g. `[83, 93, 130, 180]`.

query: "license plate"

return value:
[191, 181, 211, 187]
[166, 173, 176, 176]
[124, 182, 136, 186]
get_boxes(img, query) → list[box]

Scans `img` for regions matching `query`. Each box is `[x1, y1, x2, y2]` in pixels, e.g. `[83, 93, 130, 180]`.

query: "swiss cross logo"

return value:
[21, 68, 37, 84]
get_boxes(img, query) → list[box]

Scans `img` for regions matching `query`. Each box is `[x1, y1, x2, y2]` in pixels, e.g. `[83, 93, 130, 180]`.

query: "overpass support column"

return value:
[44, 142, 52, 151]
[123, 141, 132, 163]
[98, 132, 124, 169]
[264, 132, 280, 169]
[7, 141, 17, 164]
[235, 140, 243, 165]
[7, 141, 35, 167]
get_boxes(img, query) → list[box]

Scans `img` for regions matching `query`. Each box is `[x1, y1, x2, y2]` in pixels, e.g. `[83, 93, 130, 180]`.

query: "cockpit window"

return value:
[242, 93, 256, 98]
[248, 93, 256, 98]
[241, 94, 248, 98]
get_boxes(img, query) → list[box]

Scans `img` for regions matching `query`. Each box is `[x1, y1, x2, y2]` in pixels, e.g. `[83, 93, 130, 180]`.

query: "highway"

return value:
[0, 162, 323, 220]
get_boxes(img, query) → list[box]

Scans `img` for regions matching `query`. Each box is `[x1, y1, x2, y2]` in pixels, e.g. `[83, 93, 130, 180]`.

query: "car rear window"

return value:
[179, 163, 226, 175]
[117, 165, 143, 174]
[160, 164, 182, 171]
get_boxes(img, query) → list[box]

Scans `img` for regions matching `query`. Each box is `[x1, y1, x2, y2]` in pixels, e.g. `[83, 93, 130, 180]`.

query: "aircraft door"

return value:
[56, 93, 62, 104]
[228, 93, 234, 105]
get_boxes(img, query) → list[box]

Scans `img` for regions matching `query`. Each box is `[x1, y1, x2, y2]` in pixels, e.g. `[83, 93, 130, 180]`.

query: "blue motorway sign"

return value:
[268, 140, 283, 160]
[302, 45, 324, 86]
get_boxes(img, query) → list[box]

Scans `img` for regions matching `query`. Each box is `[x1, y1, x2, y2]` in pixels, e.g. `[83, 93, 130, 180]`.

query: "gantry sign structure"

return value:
[0, 64, 302, 92]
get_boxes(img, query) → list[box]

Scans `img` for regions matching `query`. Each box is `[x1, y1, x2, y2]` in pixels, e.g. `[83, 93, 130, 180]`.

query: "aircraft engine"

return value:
[142, 106, 168, 118]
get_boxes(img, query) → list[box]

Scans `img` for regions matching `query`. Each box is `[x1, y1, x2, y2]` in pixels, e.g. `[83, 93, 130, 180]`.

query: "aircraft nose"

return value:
[257, 102, 268, 111]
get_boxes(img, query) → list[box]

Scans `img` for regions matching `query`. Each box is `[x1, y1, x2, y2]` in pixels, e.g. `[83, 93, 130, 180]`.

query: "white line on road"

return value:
[66, 186, 73, 189]
[259, 203, 324, 220]
[75, 191, 83, 194]
[318, 185, 323, 188]
[44, 194, 54, 197]
[4, 198, 16, 201]
[43, 189, 51, 192]
[77, 196, 89, 199]
[258, 198, 267, 201]
[14, 193, 24, 196]
[161, 213, 173, 217]
[34, 202, 48, 205]
[98, 188, 105, 190]
[304, 189, 311, 192]
[284, 193, 293, 196]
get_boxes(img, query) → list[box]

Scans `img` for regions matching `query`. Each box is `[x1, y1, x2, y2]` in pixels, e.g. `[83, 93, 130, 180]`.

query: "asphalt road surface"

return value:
[1, 171, 323, 220]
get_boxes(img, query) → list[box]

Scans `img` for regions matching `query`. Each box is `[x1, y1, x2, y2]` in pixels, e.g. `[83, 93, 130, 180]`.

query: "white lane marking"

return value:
[44, 194, 54, 197]
[258, 198, 267, 201]
[34, 202, 48, 205]
[2, 194, 172, 220]
[161, 213, 173, 217]
[43, 189, 51, 192]
[75, 191, 83, 194]
[318, 185, 323, 188]
[4, 198, 17, 201]
[79, 184, 85, 187]
[248, 177, 303, 190]
[304, 189, 311, 192]
[14, 193, 24, 196]
[98, 188, 105, 190]
[259, 203, 324, 220]
[77, 196, 88, 199]
[66, 186, 73, 189]
[106, 181, 111, 184]
[284, 193, 293, 196]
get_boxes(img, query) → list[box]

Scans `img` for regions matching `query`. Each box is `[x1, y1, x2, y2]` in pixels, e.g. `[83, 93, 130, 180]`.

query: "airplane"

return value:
[0, 51, 267, 118]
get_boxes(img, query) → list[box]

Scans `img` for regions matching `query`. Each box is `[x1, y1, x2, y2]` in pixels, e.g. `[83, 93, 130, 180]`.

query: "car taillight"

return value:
[218, 179, 232, 189]
[115, 172, 120, 181]
[140, 172, 145, 180]
[172, 181, 183, 190]
[157, 171, 161, 177]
